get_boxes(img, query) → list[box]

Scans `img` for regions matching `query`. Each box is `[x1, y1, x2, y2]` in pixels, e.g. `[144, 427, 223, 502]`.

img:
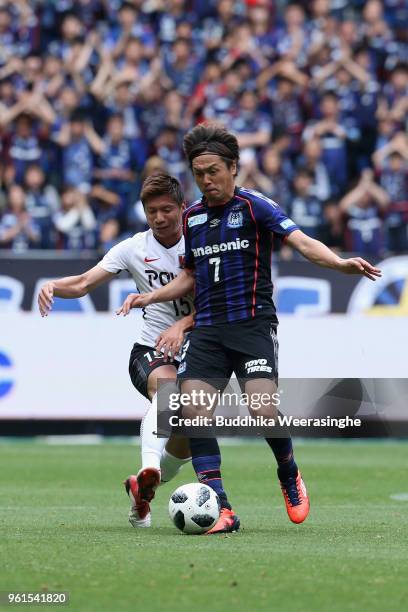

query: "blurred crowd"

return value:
[0, 0, 407, 256]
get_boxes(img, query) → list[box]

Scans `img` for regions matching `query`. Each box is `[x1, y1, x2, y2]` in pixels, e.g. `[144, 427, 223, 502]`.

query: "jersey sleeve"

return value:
[98, 237, 133, 273]
[253, 195, 299, 237]
[182, 211, 195, 270]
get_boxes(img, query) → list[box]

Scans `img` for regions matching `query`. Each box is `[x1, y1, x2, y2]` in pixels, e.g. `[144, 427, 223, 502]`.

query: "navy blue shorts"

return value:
[177, 316, 278, 389]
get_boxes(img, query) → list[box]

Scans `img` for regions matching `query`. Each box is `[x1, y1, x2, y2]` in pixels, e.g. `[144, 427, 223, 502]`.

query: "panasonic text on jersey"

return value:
[192, 238, 250, 257]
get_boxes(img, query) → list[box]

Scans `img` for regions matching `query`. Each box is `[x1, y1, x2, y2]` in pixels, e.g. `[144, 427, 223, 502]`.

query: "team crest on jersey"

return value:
[188, 213, 207, 227]
[227, 210, 243, 228]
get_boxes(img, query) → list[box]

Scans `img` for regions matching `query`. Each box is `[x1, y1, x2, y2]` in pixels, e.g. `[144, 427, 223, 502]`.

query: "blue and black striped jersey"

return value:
[183, 186, 299, 327]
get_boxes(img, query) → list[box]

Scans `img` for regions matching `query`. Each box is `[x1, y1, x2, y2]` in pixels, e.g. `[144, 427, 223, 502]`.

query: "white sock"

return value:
[140, 393, 166, 472]
[160, 448, 191, 484]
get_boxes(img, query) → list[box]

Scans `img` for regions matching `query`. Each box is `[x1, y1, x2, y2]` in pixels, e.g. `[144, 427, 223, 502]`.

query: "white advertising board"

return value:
[0, 313, 407, 419]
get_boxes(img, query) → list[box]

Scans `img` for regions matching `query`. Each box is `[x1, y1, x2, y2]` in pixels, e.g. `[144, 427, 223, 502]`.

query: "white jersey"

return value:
[98, 229, 193, 348]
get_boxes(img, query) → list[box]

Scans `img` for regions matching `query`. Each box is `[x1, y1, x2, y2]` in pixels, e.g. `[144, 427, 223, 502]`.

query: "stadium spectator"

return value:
[373, 132, 408, 252]
[228, 89, 271, 163]
[157, 0, 192, 45]
[289, 168, 326, 240]
[93, 113, 141, 213]
[102, 2, 155, 60]
[162, 37, 201, 99]
[136, 80, 167, 142]
[7, 114, 45, 185]
[256, 146, 292, 210]
[153, 125, 188, 189]
[88, 187, 120, 252]
[340, 169, 390, 255]
[297, 138, 331, 202]
[303, 92, 348, 197]
[53, 186, 97, 250]
[201, 68, 242, 125]
[0, 184, 40, 251]
[275, 3, 309, 67]
[260, 69, 307, 154]
[54, 111, 100, 193]
[24, 164, 60, 248]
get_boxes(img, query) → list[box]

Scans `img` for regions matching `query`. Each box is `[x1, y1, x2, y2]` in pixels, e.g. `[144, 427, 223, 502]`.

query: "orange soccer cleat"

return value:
[205, 508, 240, 535]
[279, 470, 310, 524]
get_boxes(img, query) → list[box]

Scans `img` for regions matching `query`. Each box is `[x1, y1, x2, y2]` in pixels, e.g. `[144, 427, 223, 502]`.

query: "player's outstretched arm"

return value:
[38, 265, 115, 317]
[155, 314, 195, 362]
[285, 230, 382, 281]
[116, 268, 195, 316]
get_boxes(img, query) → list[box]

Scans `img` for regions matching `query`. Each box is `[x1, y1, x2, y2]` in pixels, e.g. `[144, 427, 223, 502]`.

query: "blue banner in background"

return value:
[1, 253, 407, 315]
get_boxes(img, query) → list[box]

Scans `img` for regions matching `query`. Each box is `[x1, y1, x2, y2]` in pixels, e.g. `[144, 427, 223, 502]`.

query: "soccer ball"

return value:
[169, 483, 221, 534]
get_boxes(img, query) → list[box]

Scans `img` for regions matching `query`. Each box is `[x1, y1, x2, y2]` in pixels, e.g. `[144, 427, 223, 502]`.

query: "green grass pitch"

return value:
[1, 440, 407, 612]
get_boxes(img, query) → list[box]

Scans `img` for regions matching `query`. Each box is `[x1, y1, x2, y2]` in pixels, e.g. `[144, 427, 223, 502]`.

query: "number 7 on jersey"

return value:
[209, 257, 221, 282]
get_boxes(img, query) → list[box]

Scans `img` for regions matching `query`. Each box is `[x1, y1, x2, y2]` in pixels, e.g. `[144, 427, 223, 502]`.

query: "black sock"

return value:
[265, 437, 298, 481]
[189, 438, 231, 510]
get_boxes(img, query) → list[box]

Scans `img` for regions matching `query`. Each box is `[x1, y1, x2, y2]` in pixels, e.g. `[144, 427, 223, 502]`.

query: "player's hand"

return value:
[155, 321, 185, 362]
[116, 292, 152, 316]
[38, 282, 55, 317]
[337, 257, 382, 280]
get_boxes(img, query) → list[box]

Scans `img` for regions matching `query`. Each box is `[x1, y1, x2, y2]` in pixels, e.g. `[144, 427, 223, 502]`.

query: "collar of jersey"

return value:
[152, 231, 183, 250]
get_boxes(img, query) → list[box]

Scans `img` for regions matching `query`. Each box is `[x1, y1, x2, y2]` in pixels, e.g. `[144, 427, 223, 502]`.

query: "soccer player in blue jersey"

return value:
[118, 124, 382, 533]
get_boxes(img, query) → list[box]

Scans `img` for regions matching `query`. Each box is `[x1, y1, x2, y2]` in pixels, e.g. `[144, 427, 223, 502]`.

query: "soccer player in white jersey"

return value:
[38, 173, 196, 528]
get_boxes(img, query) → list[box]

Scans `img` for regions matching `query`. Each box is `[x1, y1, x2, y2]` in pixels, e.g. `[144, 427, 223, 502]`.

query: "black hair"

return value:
[108, 113, 124, 123]
[391, 62, 408, 75]
[321, 91, 338, 102]
[183, 123, 240, 168]
[239, 88, 258, 99]
[389, 151, 403, 160]
[71, 35, 85, 45]
[295, 167, 314, 180]
[172, 37, 191, 47]
[70, 109, 87, 123]
[119, 1, 137, 12]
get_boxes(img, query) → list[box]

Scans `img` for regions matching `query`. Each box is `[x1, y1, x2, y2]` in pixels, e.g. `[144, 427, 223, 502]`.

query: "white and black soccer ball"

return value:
[169, 483, 221, 534]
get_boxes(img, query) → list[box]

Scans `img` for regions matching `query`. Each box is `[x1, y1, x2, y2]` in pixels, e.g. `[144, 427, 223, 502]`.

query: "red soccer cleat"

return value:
[136, 467, 161, 502]
[279, 470, 310, 524]
[124, 474, 151, 528]
[205, 508, 240, 535]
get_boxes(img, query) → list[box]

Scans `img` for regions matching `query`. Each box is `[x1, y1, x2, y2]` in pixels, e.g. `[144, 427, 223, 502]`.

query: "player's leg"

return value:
[144, 366, 191, 478]
[243, 377, 309, 523]
[232, 320, 310, 524]
[161, 435, 191, 484]
[125, 345, 190, 527]
[179, 379, 232, 507]
[177, 329, 240, 534]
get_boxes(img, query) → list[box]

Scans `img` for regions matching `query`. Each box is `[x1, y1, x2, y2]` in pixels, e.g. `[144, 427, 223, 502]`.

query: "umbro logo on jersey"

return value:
[210, 218, 221, 228]
[144, 257, 160, 263]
